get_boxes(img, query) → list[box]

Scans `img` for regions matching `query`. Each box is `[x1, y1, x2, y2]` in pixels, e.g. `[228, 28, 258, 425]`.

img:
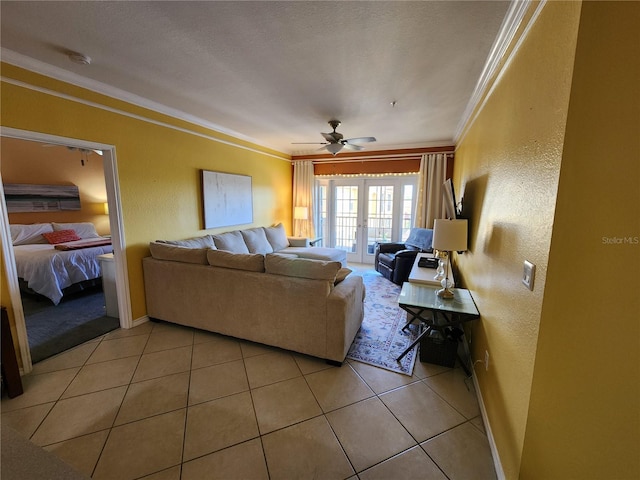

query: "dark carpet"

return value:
[22, 288, 120, 364]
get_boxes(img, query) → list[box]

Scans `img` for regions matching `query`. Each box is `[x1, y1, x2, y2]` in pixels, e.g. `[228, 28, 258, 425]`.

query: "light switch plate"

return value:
[522, 260, 535, 290]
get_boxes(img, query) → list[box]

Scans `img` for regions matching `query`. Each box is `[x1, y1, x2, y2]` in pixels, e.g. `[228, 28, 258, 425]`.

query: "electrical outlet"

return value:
[484, 350, 489, 371]
[522, 260, 535, 290]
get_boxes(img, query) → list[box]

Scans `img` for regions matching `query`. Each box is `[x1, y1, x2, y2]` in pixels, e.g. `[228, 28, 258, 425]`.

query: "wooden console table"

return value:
[407, 252, 442, 286]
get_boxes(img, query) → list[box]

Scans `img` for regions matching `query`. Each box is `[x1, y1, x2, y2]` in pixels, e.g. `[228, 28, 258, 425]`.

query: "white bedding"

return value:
[14, 238, 114, 305]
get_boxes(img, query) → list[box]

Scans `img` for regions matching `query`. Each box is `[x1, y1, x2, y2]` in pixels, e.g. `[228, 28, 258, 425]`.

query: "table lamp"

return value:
[294, 206, 308, 237]
[432, 219, 468, 298]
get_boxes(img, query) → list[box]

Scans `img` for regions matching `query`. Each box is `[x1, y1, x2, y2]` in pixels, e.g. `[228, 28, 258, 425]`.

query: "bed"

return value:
[10, 222, 114, 305]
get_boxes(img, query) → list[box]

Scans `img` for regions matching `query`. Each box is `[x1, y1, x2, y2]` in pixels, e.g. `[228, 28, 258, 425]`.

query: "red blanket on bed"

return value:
[54, 239, 112, 251]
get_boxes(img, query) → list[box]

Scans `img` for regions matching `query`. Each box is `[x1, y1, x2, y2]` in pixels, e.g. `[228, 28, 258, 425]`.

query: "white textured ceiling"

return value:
[1, 1, 510, 156]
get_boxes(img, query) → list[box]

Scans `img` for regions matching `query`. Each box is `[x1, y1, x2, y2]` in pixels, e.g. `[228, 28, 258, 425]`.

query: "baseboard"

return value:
[131, 315, 150, 328]
[472, 370, 507, 480]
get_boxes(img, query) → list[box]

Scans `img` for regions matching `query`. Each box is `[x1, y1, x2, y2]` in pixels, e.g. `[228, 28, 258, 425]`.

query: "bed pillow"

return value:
[52, 222, 100, 239]
[42, 229, 82, 244]
[10, 223, 54, 245]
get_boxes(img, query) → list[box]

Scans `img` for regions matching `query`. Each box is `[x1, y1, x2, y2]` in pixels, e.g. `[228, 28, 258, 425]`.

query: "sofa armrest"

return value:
[376, 242, 406, 254]
[288, 236, 310, 247]
[394, 249, 420, 258]
[326, 275, 365, 362]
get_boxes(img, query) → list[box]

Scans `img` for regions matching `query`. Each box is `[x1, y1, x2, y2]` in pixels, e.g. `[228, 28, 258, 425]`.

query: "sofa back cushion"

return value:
[212, 230, 250, 253]
[265, 253, 340, 281]
[161, 235, 215, 249]
[264, 223, 289, 251]
[207, 249, 265, 272]
[241, 227, 274, 254]
[149, 242, 209, 264]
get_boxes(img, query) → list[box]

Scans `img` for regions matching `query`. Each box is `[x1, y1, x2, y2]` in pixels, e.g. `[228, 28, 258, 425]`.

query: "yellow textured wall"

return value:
[521, 2, 640, 478]
[454, 2, 581, 478]
[1, 64, 292, 326]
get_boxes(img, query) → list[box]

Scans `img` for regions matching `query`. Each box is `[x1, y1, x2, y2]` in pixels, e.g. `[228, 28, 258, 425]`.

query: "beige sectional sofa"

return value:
[142, 224, 364, 363]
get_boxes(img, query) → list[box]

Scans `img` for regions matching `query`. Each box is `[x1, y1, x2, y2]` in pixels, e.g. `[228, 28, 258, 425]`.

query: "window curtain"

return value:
[292, 160, 315, 238]
[414, 153, 447, 228]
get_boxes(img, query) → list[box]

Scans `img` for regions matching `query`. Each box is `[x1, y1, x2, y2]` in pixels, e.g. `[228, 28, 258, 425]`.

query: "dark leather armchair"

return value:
[374, 228, 434, 285]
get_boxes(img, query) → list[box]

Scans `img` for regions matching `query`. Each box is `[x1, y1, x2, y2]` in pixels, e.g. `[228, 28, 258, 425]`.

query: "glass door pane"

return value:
[366, 184, 394, 256]
[316, 175, 417, 265]
[334, 184, 359, 260]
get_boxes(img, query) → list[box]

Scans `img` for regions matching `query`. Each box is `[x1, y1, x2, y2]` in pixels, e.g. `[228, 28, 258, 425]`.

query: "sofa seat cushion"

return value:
[207, 249, 265, 272]
[265, 253, 340, 281]
[149, 242, 210, 264]
[280, 246, 347, 266]
[241, 227, 274, 254]
[264, 223, 289, 251]
[161, 235, 215, 249]
[212, 230, 250, 253]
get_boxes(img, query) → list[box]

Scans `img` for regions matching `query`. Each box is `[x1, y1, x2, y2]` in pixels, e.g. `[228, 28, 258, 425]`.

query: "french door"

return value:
[316, 176, 417, 264]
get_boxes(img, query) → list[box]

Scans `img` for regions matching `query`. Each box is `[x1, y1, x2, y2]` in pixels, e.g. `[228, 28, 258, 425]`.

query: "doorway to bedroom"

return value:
[1, 136, 119, 364]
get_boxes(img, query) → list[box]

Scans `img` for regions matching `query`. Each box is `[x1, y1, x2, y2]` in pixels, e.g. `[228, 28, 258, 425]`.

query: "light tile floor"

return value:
[2, 269, 496, 479]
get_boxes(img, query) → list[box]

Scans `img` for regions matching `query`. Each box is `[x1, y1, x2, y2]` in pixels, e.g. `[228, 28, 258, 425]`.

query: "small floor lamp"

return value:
[294, 206, 308, 237]
[432, 219, 468, 298]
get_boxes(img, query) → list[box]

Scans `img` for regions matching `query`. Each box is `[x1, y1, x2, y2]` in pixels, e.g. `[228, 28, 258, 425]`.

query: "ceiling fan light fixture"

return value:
[325, 143, 343, 156]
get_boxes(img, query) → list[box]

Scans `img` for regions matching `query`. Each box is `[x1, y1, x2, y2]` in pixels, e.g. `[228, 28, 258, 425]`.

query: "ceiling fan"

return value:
[42, 144, 103, 166]
[293, 120, 376, 156]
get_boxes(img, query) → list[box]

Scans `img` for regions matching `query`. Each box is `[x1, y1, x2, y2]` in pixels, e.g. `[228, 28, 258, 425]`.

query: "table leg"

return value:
[396, 324, 432, 362]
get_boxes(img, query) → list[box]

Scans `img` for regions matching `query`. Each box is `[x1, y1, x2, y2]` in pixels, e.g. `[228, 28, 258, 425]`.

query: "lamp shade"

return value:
[294, 206, 308, 220]
[433, 219, 468, 252]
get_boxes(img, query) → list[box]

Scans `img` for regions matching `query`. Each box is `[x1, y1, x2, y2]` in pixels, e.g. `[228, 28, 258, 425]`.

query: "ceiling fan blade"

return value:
[342, 143, 364, 151]
[292, 142, 328, 145]
[344, 137, 376, 144]
[41, 144, 103, 155]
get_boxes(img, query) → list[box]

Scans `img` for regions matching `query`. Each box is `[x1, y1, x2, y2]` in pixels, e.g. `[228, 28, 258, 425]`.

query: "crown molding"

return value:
[0, 48, 283, 154]
[454, 0, 539, 143]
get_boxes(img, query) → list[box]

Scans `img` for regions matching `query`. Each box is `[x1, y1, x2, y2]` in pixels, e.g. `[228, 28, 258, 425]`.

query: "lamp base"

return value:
[436, 287, 455, 299]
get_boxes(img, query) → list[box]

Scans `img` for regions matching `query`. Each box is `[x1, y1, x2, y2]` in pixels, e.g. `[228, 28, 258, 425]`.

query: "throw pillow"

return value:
[162, 235, 215, 249]
[264, 223, 289, 251]
[264, 253, 340, 281]
[241, 227, 274, 254]
[42, 229, 82, 244]
[212, 230, 250, 253]
[334, 267, 352, 285]
[52, 222, 100, 239]
[149, 242, 209, 264]
[207, 250, 265, 272]
[10, 223, 54, 245]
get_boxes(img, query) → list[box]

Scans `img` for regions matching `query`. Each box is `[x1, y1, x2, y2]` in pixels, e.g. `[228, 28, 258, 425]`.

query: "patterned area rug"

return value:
[347, 271, 419, 376]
